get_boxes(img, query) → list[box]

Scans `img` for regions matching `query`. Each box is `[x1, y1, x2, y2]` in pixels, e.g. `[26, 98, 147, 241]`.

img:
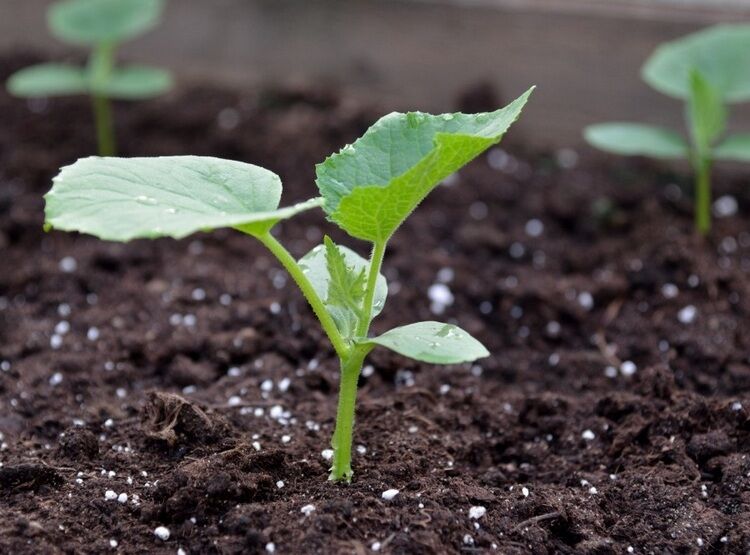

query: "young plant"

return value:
[43, 87, 534, 481]
[584, 24, 750, 235]
[6, 0, 172, 156]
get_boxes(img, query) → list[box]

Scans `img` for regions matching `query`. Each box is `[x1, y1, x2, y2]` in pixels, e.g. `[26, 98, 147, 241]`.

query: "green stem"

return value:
[92, 94, 116, 156]
[694, 156, 711, 235]
[355, 241, 386, 338]
[88, 42, 117, 156]
[257, 231, 349, 359]
[329, 348, 367, 482]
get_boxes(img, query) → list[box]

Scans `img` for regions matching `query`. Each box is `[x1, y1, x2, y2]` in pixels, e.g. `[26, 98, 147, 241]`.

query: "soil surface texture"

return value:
[1, 53, 750, 554]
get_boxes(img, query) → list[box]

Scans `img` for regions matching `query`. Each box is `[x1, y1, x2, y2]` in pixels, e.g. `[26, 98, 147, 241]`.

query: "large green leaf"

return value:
[316, 87, 534, 242]
[642, 24, 750, 102]
[687, 69, 726, 153]
[361, 322, 489, 364]
[714, 133, 750, 162]
[298, 238, 387, 337]
[97, 66, 172, 99]
[6, 63, 88, 97]
[584, 123, 689, 159]
[45, 156, 321, 241]
[48, 0, 166, 45]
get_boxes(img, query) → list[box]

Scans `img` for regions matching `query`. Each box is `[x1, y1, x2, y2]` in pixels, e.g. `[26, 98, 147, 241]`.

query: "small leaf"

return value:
[48, 0, 166, 45]
[45, 156, 321, 241]
[584, 123, 689, 159]
[642, 24, 750, 102]
[6, 64, 88, 97]
[96, 66, 172, 99]
[687, 69, 727, 153]
[323, 237, 367, 337]
[361, 322, 489, 364]
[298, 238, 387, 337]
[316, 88, 533, 242]
[714, 133, 750, 162]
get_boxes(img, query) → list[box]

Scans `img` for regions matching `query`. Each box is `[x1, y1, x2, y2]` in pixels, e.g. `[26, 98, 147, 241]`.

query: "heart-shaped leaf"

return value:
[97, 66, 173, 99]
[45, 156, 321, 241]
[688, 70, 726, 153]
[298, 238, 387, 337]
[316, 88, 533, 242]
[584, 123, 689, 159]
[49, 0, 166, 45]
[642, 24, 750, 102]
[6, 64, 88, 97]
[361, 321, 489, 364]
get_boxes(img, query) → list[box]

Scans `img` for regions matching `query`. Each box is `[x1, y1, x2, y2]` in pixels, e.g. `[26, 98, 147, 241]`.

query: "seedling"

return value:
[584, 24, 750, 235]
[43, 87, 533, 481]
[6, 0, 172, 156]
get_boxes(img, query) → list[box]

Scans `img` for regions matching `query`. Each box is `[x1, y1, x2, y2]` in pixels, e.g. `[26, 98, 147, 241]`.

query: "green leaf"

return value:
[6, 63, 88, 97]
[687, 69, 727, 153]
[298, 238, 387, 337]
[48, 0, 166, 45]
[361, 322, 489, 364]
[584, 123, 689, 159]
[96, 66, 172, 99]
[714, 133, 750, 162]
[316, 87, 534, 242]
[45, 156, 322, 241]
[642, 24, 750, 102]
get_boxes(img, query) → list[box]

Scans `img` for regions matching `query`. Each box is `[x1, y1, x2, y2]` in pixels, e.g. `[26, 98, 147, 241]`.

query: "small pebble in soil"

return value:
[661, 283, 679, 299]
[104, 490, 117, 501]
[59, 256, 78, 273]
[713, 195, 738, 218]
[522, 487, 530, 497]
[361, 365, 374, 377]
[109, 539, 117, 548]
[678, 305, 697, 324]
[87, 327, 100, 341]
[252, 441, 261, 451]
[356, 445, 367, 455]
[428, 283, 454, 314]
[588, 486, 598, 494]
[178, 548, 187, 555]
[509, 242, 525, 259]
[604, 366, 618, 378]
[191, 288, 206, 301]
[270, 302, 281, 314]
[49, 372, 63, 386]
[300, 504, 315, 516]
[228, 396, 242, 406]
[577, 291, 594, 310]
[620, 361, 637, 377]
[524, 218, 544, 237]
[281, 435, 291, 444]
[276, 480, 284, 489]
[581, 429, 596, 441]
[117, 493, 128, 503]
[436, 267, 454, 283]
[50, 334, 63, 349]
[278, 377, 291, 392]
[545, 321, 561, 337]
[154, 526, 170, 541]
[381, 489, 399, 501]
[265, 542, 276, 553]
[321, 449, 333, 461]
[463, 534, 474, 546]
[371, 541, 382, 552]
[731, 401, 743, 411]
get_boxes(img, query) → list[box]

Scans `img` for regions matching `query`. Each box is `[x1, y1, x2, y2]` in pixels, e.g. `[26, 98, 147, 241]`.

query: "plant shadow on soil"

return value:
[1, 53, 750, 554]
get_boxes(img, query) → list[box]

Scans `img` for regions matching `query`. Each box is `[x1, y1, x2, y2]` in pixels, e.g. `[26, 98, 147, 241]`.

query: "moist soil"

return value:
[1, 53, 750, 555]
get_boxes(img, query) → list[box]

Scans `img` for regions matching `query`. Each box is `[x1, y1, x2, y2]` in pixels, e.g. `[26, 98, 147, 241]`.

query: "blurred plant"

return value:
[6, 0, 172, 155]
[43, 87, 534, 482]
[584, 24, 750, 235]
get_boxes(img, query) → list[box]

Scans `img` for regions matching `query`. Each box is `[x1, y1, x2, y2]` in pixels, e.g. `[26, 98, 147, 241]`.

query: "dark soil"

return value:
[1, 52, 750, 555]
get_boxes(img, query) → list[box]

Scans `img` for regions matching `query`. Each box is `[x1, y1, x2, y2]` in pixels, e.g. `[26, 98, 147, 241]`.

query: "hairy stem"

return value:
[257, 231, 349, 359]
[694, 156, 711, 235]
[92, 95, 116, 156]
[329, 348, 367, 482]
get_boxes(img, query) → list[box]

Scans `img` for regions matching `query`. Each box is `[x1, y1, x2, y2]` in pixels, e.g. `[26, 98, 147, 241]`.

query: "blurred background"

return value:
[1, 0, 749, 147]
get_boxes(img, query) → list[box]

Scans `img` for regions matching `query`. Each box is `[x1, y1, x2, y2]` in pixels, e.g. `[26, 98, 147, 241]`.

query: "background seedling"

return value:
[43, 87, 533, 482]
[584, 24, 750, 235]
[6, 0, 172, 156]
